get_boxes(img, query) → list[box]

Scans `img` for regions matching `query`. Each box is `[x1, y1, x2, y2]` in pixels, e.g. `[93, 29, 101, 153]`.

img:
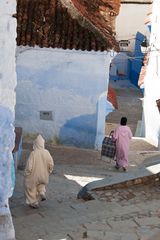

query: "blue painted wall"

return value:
[16, 48, 111, 149]
[130, 32, 144, 87]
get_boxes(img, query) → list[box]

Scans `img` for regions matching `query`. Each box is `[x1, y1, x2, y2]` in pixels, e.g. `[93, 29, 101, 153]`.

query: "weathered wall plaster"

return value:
[0, 0, 17, 239]
[16, 47, 113, 148]
[141, 0, 160, 147]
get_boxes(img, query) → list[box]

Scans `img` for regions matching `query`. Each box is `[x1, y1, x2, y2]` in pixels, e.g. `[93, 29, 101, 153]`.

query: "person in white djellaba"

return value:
[24, 134, 54, 208]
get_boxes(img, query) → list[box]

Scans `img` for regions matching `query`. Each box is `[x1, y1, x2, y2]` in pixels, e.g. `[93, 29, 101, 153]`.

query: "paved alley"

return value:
[10, 142, 160, 240]
[10, 80, 160, 240]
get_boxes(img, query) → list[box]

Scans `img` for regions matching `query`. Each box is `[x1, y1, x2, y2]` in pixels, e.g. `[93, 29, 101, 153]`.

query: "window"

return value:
[119, 40, 130, 47]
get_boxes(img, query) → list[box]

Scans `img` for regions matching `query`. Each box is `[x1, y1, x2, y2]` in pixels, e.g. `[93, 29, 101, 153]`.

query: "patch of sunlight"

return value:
[64, 174, 104, 186]
[130, 164, 136, 167]
[146, 163, 160, 174]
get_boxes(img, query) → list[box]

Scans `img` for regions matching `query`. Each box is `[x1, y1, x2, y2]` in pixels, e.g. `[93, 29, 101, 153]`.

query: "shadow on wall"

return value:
[59, 113, 97, 149]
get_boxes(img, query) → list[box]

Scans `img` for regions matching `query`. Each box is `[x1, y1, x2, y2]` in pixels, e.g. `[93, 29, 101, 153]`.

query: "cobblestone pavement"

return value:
[95, 181, 160, 206]
[10, 145, 160, 240]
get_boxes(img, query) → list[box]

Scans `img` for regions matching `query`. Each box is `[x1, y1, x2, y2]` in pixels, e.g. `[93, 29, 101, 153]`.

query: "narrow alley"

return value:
[10, 81, 160, 240]
[10, 144, 160, 240]
[1, 1, 160, 240]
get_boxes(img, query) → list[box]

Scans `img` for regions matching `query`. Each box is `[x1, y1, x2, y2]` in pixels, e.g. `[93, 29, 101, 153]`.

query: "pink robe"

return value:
[113, 125, 132, 168]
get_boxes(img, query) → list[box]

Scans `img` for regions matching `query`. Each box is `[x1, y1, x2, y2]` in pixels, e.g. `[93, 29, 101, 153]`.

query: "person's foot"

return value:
[123, 167, 127, 172]
[115, 165, 120, 170]
[40, 193, 46, 201]
[29, 203, 39, 209]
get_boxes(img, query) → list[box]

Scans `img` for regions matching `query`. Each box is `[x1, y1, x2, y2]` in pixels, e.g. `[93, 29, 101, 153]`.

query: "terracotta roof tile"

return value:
[138, 53, 149, 87]
[16, 0, 120, 51]
[68, 0, 120, 50]
[121, 0, 152, 3]
[107, 86, 118, 109]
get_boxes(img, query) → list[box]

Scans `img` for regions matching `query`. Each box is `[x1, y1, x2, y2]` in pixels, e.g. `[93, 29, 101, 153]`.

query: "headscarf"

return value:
[33, 134, 45, 150]
[120, 117, 127, 126]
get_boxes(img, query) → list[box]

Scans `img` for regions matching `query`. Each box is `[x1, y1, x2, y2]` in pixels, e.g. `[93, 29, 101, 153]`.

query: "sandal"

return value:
[40, 193, 46, 201]
[29, 203, 39, 209]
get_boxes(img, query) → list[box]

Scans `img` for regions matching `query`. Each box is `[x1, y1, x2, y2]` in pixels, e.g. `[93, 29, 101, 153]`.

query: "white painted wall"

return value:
[16, 47, 112, 148]
[116, 3, 151, 52]
[0, 0, 16, 239]
[142, 0, 160, 147]
[95, 92, 114, 149]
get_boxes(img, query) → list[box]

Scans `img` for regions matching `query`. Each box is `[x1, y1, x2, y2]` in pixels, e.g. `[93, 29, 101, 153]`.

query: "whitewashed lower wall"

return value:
[141, 0, 160, 148]
[95, 92, 114, 149]
[0, 1, 16, 239]
[16, 47, 112, 148]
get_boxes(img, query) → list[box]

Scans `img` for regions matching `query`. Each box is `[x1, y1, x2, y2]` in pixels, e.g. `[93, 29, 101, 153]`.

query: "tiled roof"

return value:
[70, 0, 120, 45]
[121, 0, 152, 3]
[16, 0, 120, 51]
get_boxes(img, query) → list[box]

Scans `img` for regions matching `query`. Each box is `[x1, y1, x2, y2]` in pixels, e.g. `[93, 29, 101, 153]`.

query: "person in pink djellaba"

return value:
[113, 117, 133, 171]
[24, 134, 54, 209]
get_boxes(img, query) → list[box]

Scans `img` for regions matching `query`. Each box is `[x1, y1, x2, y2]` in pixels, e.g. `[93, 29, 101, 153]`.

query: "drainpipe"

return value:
[0, 1, 17, 239]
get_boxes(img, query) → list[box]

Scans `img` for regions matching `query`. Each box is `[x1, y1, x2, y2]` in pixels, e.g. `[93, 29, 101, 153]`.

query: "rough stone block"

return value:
[135, 217, 160, 227]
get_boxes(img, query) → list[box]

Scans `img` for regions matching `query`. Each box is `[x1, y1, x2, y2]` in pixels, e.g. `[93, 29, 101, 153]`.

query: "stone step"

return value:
[106, 82, 143, 143]
[130, 137, 158, 151]
[106, 122, 137, 136]
[77, 162, 160, 201]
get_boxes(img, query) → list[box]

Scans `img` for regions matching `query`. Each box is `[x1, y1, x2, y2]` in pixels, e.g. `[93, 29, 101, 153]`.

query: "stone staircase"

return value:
[77, 81, 160, 202]
[130, 137, 157, 151]
[12, 79, 160, 240]
[106, 80, 158, 152]
[106, 81, 143, 137]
